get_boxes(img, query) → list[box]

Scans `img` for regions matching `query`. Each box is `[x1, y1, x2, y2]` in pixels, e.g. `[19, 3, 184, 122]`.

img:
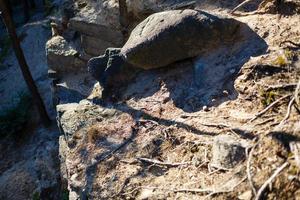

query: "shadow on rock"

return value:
[114, 20, 267, 113]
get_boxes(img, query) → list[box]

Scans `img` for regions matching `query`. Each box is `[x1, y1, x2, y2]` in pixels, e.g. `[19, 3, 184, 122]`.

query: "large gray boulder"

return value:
[87, 9, 241, 90]
[121, 9, 240, 69]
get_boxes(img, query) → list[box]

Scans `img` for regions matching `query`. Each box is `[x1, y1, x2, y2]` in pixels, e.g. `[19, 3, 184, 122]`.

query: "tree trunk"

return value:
[3, 0, 11, 14]
[29, 0, 36, 9]
[118, 0, 129, 41]
[0, 0, 51, 126]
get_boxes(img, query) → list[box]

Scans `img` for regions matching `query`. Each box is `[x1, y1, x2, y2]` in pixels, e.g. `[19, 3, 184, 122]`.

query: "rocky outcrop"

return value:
[127, 0, 197, 20]
[68, 0, 123, 56]
[50, 1, 300, 200]
[80, 35, 118, 56]
[46, 36, 85, 74]
[121, 9, 240, 69]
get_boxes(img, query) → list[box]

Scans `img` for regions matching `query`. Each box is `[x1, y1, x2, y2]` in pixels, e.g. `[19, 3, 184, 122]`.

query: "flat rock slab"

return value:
[121, 9, 240, 69]
[69, 17, 123, 45]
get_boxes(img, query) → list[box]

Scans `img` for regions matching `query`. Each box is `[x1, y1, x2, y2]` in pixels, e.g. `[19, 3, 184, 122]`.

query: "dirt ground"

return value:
[61, 1, 300, 199]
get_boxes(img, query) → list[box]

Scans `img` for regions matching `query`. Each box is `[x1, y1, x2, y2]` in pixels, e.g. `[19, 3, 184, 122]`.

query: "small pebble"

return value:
[223, 90, 229, 95]
[202, 106, 209, 112]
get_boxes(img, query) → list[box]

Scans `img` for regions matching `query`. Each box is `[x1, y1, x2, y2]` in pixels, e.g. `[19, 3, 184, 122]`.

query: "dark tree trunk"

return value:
[118, 0, 129, 41]
[3, 0, 11, 14]
[0, 0, 51, 126]
[29, 0, 36, 9]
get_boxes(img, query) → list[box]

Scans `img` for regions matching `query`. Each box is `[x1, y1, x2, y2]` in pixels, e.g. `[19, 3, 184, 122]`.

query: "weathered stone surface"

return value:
[51, 72, 96, 106]
[127, 0, 196, 20]
[127, 0, 162, 20]
[69, 17, 123, 45]
[121, 9, 240, 69]
[87, 48, 139, 90]
[211, 135, 248, 169]
[81, 34, 117, 56]
[46, 36, 85, 73]
[57, 100, 122, 199]
[57, 100, 119, 141]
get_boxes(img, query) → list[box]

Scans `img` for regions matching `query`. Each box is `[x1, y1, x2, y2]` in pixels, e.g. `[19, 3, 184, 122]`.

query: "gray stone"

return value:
[56, 100, 119, 141]
[46, 36, 85, 73]
[81, 34, 117, 56]
[127, 0, 196, 21]
[121, 9, 240, 69]
[211, 135, 247, 169]
[69, 17, 123, 45]
[87, 9, 240, 90]
[238, 190, 253, 200]
[87, 48, 137, 90]
[51, 72, 96, 106]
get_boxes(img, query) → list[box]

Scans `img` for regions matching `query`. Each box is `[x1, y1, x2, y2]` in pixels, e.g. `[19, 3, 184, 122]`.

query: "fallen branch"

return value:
[230, 0, 254, 14]
[279, 97, 295, 125]
[290, 142, 300, 168]
[247, 143, 259, 196]
[120, 159, 139, 165]
[249, 95, 291, 122]
[141, 186, 212, 193]
[138, 119, 160, 126]
[204, 177, 247, 198]
[255, 118, 274, 126]
[280, 40, 300, 48]
[137, 157, 191, 167]
[198, 122, 245, 138]
[169, 0, 196, 10]
[142, 176, 246, 194]
[295, 80, 300, 106]
[180, 114, 205, 118]
[199, 122, 231, 129]
[265, 83, 297, 92]
[254, 162, 289, 200]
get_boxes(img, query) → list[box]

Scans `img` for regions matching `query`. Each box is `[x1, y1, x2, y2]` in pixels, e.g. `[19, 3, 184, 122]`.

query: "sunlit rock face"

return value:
[121, 9, 240, 69]
[46, 36, 85, 73]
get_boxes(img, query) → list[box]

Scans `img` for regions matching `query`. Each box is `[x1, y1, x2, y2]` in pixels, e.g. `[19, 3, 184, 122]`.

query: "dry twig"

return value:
[230, 0, 254, 14]
[138, 119, 160, 126]
[265, 83, 297, 92]
[141, 176, 246, 195]
[255, 118, 275, 126]
[254, 162, 289, 200]
[204, 177, 247, 199]
[199, 122, 231, 129]
[279, 97, 295, 125]
[141, 186, 212, 193]
[295, 80, 300, 107]
[137, 157, 191, 167]
[249, 95, 291, 122]
[290, 142, 300, 168]
[280, 40, 300, 48]
[247, 142, 259, 196]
